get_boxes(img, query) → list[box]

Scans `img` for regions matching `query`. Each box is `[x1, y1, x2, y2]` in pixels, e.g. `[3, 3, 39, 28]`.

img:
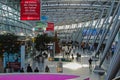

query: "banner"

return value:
[46, 22, 54, 31]
[41, 16, 48, 22]
[20, 0, 40, 20]
[46, 27, 54, 31]
[36, 22, 47, 28]
[47, 22, 54, 28]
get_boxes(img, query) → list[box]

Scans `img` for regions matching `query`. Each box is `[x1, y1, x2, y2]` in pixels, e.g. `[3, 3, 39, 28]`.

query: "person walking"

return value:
[79, 54, 81, 62]
[71, 54, 74, 60]
[76, 53, 79, 61]
[88, 58, 93, 69]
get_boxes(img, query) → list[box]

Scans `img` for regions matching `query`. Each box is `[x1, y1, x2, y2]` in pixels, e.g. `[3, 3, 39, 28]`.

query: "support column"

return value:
[106, 39, 120, 80]
[86, 9, 104, 44]
[116, 69, 120, 79]
[99, 7, 120, 67]
[93, 3, 120, 74]
[94, 1, 119, 57]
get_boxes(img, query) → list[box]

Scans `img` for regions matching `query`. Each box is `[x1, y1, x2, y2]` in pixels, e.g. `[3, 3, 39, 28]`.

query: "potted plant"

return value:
[35, 34, 54, 55]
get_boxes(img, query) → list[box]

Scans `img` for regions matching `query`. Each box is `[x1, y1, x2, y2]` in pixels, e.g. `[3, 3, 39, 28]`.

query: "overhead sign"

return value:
[36, 22, 46, 28]
[46, 22, 54, 31]
[41, 16, 48, 22]
[20, 0, 40, 20]
[47, 22, 54, 28]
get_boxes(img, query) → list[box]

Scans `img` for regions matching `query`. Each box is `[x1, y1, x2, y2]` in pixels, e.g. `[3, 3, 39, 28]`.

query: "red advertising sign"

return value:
[47, 22, 54, 28]
[46, 27, 54, 31]
[20, 0, 40, 20]
[46, 22, 54, 31]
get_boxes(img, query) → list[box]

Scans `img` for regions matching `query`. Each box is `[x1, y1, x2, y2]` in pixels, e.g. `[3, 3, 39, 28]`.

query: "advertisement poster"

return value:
[20, 0, 40, 20]
[46, 22, 54, 31]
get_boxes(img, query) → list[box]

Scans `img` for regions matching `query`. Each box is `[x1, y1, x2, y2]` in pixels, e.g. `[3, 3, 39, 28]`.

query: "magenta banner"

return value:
[0, 74, 80, 80]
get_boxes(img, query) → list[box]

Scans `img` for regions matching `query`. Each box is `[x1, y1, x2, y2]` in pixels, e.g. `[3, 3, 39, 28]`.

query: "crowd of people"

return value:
[62, 44, 93, 69]
[20, 51, 50, 73]
[21, 43, 94, 73]
[20, 64, 50, 73]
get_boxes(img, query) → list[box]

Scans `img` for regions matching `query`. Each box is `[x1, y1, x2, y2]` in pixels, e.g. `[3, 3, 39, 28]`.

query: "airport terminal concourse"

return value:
[0, 0, 120, 80]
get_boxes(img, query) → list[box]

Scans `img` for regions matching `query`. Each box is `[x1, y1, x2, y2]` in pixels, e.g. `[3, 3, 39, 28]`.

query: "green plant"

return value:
[35, 34, 54, 51]
[0, 33, 19, 67]
[0, 33, 18, 53]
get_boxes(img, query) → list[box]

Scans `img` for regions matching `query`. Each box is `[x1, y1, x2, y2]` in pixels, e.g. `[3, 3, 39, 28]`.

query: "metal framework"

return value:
[42, 0, 111, 26]
[0, 0, 33, 36]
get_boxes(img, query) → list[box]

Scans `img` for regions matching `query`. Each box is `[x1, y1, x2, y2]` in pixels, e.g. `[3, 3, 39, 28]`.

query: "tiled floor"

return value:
[25, 49, 105, 80]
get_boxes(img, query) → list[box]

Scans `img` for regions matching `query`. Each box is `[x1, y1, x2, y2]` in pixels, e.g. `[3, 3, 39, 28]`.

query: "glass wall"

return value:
[0, 2, 33, 36]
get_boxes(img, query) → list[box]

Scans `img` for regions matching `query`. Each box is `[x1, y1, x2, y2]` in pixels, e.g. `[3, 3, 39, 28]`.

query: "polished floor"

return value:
[25, 49, 105, 80]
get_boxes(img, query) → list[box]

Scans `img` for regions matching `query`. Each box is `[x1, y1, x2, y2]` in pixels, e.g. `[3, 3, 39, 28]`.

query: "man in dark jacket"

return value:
[88, 58, 93, 68]
[27, 64, 33, 72]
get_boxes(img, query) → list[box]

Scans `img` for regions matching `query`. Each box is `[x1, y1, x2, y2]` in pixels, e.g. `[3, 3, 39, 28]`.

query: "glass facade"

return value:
[0, 2, 33, 36]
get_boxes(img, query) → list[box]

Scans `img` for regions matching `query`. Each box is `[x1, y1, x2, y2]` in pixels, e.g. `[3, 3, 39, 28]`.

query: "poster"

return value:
[20, 0, 40, 20]
[46, 22, 54, 31]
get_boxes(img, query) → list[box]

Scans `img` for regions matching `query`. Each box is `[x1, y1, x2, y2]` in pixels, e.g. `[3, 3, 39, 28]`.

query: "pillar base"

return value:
[112, 76, 120, 80]
[93, 66, 105, 75]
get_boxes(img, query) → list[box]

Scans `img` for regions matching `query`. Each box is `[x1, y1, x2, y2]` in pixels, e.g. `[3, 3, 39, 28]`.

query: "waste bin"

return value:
[57, 62, 63, 73]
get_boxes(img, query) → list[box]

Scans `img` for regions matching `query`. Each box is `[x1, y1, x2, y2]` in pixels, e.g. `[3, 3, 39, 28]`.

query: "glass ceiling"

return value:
[1, 0, 119, 28]
[2, 0, 118, 25]
[41, 0, 116, 26]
